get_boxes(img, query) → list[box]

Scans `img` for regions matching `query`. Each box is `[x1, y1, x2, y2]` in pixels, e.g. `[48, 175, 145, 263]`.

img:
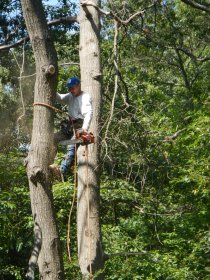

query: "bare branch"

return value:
[17, 73, 36, 79]
[175, 49, 191, 89]
[181, 0, 210, 13]
[104, 20, 119, 140]
[177, 46, 210, 62]
[81, 0, 110, 15]
[81, 0, 158, 25]
[163, 128, 187, 142]
[12, 42, 26, 136]
[196, 0, 210, 7]
[0, 16, 78, 51]
[59, 62, 80, 66]
[118, 10, 144, 25]
[0, 36, 30, 51]
[104, 251, 148, 260]
[48, 16, 78, 26]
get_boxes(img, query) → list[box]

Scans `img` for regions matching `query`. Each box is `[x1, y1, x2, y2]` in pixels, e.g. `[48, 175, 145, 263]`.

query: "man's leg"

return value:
[60, 144, 75, 177]
[52, 120, 82, 180]
[51, 129, 74, 182]
[59, 120, 82, 178]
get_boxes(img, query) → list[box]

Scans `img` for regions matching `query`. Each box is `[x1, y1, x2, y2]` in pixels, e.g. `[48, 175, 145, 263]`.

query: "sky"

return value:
[43, 0, 78, 6]
[43, 0, 79, 14]
[44, 0, 60, 5]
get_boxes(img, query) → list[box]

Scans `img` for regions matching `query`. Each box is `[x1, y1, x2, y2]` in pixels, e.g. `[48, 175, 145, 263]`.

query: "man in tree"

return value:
[55, 76, 93, 180]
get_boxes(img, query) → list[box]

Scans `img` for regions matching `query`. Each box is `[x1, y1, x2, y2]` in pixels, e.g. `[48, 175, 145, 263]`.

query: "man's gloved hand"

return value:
[75, 128, 88, 139]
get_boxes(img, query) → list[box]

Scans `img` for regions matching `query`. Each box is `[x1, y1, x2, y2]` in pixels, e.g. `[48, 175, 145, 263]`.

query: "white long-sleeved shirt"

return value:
[56, 91, 93, 130]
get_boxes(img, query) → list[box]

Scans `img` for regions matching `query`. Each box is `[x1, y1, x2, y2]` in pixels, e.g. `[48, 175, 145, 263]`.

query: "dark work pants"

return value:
[54, 119, 83, 175]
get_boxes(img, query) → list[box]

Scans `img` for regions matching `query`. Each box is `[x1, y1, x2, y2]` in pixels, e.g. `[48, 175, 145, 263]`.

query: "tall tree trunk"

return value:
[77, 0, 104, 278]
[20, 0, 64, 279]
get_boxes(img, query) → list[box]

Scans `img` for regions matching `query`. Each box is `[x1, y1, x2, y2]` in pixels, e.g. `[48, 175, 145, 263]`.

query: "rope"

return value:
[33, 102, 68, 116]
[67, 143, 77, 262]
[67, 124, 77, 262]
[66, 143, 92, 280]
[85, 144, 93, 278]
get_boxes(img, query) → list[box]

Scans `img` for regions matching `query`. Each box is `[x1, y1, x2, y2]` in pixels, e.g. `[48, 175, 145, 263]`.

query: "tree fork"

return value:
[20, 0, 64, 279]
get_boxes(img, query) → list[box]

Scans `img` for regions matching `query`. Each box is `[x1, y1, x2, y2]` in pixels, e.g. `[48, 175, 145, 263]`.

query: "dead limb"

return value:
[0, 16, 78, 51]
[104, 20, 119, 140]
[176, 46, 210, 62]
[163, 128, 187, 142]
[104, 251, 148, 261]
[181, 0, 210, 13]
[81, 0, 159, 25]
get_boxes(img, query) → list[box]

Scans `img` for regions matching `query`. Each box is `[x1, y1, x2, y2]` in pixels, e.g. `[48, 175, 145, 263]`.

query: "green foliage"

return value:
[0, 151, 32, 280]
[0, 0, 209, 279]
[100, 1, 210, 279]
[53, 181, 82, 278]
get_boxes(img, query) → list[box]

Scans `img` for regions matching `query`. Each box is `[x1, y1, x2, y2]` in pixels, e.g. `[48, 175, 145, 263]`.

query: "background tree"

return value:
[19, 0, 63, 279]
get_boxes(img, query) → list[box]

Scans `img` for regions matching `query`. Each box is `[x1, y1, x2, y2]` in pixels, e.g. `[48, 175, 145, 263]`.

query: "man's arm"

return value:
[56, 92, 71, 104]
[81, 93, 93, 131]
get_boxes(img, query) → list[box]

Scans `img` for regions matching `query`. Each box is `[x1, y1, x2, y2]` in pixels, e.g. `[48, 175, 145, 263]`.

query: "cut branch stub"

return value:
[29, 166, 46, 184]
[42, 64, 56, 75]
[91, 71, 102, 80]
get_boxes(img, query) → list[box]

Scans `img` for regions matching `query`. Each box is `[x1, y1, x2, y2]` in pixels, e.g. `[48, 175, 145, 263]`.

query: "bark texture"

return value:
[20, 0, 64, 279]
[77, 0, 104, 278]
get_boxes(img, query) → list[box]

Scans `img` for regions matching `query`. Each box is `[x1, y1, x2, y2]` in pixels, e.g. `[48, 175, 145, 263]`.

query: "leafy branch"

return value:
[181, 0, 210, 13]
[0, 16, 78, 51]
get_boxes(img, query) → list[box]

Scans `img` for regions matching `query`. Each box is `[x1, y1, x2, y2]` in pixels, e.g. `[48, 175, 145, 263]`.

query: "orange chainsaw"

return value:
[59, 130, 95, 146]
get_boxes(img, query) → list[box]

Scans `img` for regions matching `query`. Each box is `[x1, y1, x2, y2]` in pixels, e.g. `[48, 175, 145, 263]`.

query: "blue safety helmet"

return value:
[66, 77, 80, 88]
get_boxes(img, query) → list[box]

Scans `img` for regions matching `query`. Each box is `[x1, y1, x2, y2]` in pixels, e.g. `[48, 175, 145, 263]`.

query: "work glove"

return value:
[75, 128, 88, 139]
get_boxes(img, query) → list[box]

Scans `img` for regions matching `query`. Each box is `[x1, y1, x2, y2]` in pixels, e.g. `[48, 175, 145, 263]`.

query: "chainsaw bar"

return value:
[59, 138, 83, 146]
[59, 132, 95, 146]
